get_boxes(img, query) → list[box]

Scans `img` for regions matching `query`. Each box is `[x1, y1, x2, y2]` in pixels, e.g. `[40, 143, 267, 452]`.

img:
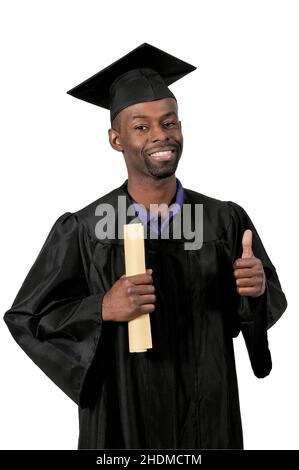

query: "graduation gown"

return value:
[3, 180, 287, 449]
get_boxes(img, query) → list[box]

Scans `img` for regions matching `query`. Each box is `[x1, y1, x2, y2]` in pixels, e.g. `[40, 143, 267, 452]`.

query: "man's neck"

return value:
[127, 174, 177, 211]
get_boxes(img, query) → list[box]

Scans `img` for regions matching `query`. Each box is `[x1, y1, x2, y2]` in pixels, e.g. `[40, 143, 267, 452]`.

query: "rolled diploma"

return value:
[124, 223, 152, 353]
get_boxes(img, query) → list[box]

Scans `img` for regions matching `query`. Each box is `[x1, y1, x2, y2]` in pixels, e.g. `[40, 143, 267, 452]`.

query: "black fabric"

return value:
[108, 68, 176, 123]
[66, 43, 196, 122]
[3, 181, 287, 449]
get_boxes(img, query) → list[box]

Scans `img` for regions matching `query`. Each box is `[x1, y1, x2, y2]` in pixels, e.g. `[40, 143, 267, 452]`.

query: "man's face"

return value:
[108, 98, 183, 180]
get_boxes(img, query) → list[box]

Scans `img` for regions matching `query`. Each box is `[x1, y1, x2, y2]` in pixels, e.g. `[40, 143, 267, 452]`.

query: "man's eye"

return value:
[164, 121, 177, 127]
[135, 125, 148, 131]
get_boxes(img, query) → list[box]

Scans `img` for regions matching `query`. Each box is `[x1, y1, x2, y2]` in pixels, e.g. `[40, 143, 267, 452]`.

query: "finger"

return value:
[138, 294, 156, 305]
[129, 284, 156, 295]
[233, 258, 257, 269]
[234, 264, 263, 277]
[126, 272, 153, 285]
[138, 304, 156, 314]
[236, 277, 261, 287]
[241, 229, 253, 259]
[236, 286, 260, 296]
[233, 268, 254, 278]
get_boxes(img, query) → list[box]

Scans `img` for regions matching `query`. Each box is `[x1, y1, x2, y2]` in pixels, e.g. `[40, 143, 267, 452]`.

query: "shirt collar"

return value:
[131, 178, 184, 234]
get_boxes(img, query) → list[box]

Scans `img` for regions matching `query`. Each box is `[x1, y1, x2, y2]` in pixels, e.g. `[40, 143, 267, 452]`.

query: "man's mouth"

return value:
[148, 149, 176, 161]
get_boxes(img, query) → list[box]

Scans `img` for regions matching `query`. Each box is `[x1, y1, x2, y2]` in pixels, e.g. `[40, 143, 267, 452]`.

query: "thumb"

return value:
[241, 229, 254, 258]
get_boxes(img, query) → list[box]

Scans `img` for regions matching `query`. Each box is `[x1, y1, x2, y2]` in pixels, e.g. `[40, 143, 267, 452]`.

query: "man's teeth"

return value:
[150, 150, 173, 157]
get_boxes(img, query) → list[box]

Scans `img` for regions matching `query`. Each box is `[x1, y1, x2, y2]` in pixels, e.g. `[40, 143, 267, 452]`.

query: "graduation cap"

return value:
[66, 43, 196, 123]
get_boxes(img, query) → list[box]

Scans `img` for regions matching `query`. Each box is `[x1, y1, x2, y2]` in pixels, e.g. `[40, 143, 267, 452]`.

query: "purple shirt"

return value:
[132, 178, 184, 238]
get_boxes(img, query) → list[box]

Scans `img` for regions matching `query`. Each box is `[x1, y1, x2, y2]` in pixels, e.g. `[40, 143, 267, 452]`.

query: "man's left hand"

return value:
[233, 229, 266, 297]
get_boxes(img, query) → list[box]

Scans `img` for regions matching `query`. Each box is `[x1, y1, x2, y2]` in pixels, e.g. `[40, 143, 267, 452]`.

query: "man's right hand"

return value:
[102, 269, 156, 322]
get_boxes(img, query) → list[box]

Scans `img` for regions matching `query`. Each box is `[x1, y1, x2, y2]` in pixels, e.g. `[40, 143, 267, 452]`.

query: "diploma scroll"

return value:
[124, 223, 153, 353]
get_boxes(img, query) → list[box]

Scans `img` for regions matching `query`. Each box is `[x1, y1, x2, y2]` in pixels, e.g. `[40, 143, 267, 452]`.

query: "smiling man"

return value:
[3, 43, 287, 449]
[109, 98, 182, 218]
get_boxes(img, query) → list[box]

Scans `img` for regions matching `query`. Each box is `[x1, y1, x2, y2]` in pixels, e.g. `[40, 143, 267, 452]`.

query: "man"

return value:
[4, 43, 287, 449]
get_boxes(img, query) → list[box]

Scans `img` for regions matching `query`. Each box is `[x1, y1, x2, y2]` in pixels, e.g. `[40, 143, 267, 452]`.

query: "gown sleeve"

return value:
[224, 201, 287, 378]
[3, 212, 105, 408]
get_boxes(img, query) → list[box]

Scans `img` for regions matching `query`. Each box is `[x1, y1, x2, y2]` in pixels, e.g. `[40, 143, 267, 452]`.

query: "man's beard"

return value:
[143, 149, 181, 179]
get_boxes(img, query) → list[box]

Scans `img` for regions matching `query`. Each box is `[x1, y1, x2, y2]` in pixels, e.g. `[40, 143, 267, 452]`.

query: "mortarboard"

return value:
[66, 43, 196, 123]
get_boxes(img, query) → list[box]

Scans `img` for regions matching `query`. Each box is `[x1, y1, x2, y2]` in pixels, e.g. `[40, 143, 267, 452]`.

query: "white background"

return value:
[0, 0, 298, 450]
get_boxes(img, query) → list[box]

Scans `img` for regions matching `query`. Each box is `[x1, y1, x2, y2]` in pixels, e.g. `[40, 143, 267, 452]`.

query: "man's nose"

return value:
[150, 124, 169, 142]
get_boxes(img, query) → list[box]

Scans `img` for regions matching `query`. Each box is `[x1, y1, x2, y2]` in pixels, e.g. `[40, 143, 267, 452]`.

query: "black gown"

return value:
[3, 180, 287, 449]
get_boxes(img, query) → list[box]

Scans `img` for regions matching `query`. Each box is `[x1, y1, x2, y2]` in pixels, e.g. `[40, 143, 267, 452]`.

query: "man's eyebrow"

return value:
[131, 111, 178, 120]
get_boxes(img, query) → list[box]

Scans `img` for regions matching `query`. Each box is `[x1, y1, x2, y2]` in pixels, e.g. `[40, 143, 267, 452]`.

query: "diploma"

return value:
[124, 223, 153, 353]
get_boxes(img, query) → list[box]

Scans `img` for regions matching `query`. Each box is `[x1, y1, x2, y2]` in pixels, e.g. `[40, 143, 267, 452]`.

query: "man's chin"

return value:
[148, 168, 177, 179]
[145, 160, 180, 179]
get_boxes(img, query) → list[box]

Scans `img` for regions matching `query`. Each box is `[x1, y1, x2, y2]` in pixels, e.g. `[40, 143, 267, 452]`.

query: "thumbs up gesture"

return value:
[233, 229, 266, 297]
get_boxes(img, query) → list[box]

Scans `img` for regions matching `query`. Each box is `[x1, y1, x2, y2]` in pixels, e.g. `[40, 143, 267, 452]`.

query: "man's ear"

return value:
[108, 128, 124, 152]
